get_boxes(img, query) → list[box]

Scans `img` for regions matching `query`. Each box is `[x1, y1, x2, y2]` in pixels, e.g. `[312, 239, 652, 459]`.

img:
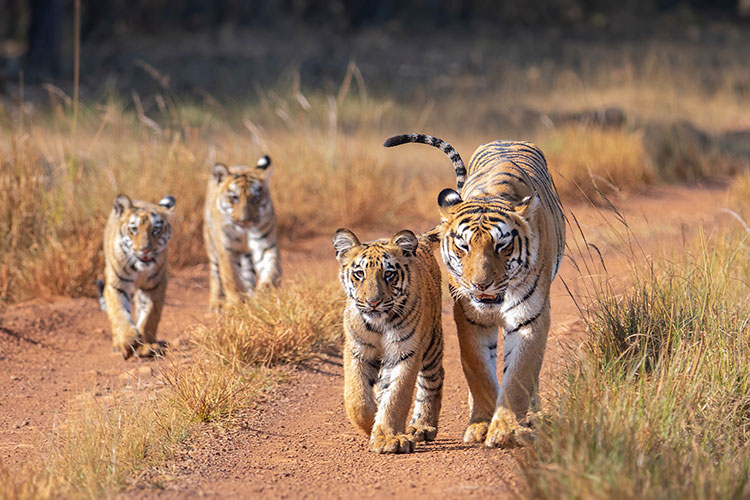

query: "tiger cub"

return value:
[333, 228, 444, 454]
[98, 193, 175, 359]
[203, 155, 281, 310]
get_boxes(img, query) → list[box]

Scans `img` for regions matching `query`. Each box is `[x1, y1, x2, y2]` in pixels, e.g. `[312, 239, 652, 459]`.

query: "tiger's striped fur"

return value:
[203, 155, 281, 310]
[99, 194, 175, 359]
[333, 228, 444, 454]
[385, 134, 565, 448]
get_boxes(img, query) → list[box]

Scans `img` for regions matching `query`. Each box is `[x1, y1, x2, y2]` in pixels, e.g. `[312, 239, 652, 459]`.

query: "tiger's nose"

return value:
[472, 281, 491, 291]
[366, 299, 382, 308]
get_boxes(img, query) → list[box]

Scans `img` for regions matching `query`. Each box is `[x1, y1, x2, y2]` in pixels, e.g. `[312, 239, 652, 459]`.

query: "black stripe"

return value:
[506, 264, 543, 311]
[504, 309, 543, 337]
[383, 350, 415, 369]
[113, 269, 133, 283]
[394, 328, 416, 343]
[115, 287, 130, 301]
[141, 280, 163, 292]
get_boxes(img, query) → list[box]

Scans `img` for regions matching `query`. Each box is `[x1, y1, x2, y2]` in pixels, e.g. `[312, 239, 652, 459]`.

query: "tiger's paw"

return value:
[484, 408, 535, 448]
[462, 421, 490, 443]
[406, 423, 438, 442]
[134, 341, 167, 358]
[370, 432, 416, 454]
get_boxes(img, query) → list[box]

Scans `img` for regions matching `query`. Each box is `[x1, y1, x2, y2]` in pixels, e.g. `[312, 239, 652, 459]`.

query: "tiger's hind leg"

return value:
[407, 327, 444, 442]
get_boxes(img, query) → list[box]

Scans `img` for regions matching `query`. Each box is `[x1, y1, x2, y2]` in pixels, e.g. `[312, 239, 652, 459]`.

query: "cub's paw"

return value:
[462, 421, 490, 443]
[134, 341, 167, 358]
[119, 335, 142, 360]
[370, 433, 416, 454]
[484, 408, 535, 448]
[406, 424, 438, 442]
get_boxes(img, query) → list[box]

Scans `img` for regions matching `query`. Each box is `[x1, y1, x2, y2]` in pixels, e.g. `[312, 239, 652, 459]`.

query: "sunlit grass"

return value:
[193, 278, 344, 368]
[522, 222, 750, 499]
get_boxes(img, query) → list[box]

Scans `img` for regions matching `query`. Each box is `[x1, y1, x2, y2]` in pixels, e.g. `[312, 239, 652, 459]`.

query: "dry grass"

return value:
[193, 278, 344, 368]
[0, 390, 190, 500]
[522, 218, 750, 499]
[161, 356, 274, 423]
[539, 125, 655, 201]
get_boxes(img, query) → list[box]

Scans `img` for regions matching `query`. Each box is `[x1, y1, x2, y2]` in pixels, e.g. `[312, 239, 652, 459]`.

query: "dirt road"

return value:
[0, 183, 731, 498]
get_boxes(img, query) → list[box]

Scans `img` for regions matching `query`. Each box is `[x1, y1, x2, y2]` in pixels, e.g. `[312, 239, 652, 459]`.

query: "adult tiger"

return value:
[97, 193, 175, 359]
[384, 134, 565, 448]
[203, 155, 281, 310]
[333, 228, 444, 454]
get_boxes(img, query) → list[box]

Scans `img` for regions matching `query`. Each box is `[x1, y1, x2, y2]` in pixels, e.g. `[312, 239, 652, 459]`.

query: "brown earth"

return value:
[0, 182, 734, 499]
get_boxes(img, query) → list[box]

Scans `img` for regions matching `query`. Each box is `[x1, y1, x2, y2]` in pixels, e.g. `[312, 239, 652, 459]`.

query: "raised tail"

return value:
[96, 279, 107, 312]
[383, 133, 467, 190]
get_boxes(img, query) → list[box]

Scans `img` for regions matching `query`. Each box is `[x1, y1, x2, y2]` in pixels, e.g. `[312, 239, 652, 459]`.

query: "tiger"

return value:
[203, 155, 281, 311]
[384, 134, 565, 448]
[97, 193, 175, 359]
[333, 228, 444, 454]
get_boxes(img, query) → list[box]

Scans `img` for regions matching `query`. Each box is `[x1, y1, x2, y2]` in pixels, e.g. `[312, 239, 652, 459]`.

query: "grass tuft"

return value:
[194, 279, 344, 368]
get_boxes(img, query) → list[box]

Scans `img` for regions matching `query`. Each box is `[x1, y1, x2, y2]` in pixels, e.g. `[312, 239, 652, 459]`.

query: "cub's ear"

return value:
[437, 188, 462, 220]
[113, 194, 132, 216]
[333, 228, 360, 263]
[391, 230, 419, 257]
[255, 155, 272, 174]
[212, 163, 229, 183]
[514, 193, 539, 219]
[158, 195, 176, 212]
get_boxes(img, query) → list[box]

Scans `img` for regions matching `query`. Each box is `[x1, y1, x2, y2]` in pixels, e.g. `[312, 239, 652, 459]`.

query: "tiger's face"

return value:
[211, 156, 272, 229]
[113, 194, 176, 268]
[437, 188, 538, 311]
[333, 229, 419, 325]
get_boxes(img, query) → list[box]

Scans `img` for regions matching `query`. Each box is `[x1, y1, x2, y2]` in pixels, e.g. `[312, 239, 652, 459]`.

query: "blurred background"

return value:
[0, 1, 748, 302]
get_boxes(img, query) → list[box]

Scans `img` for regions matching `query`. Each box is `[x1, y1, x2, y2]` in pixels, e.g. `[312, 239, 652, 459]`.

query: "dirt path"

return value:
[0, 183, 732, 498]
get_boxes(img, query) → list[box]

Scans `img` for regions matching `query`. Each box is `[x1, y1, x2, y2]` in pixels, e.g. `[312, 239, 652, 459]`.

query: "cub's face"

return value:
[437, 188, 537, 311]
[333, 229, 419, 325]
[212, 156, 272, 228]
[113, 194, 176, 266]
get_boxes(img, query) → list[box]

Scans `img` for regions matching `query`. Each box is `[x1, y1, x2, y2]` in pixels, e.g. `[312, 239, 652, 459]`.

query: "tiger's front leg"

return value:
[370, 350, 421, 454]
[343, 331, 378, 437]
[216, 250, 245, 307]
[102, 281, 141, 360]
[485, 303, 550, 448]
[407, 326, 444, 442]
[133, 282, 167, 358]
[454, 299, 501, 443]
[253, 244, 281, 290]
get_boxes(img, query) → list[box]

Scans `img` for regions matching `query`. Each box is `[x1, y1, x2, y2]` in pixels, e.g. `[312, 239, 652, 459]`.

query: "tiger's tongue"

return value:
[477, 293, 497, 300]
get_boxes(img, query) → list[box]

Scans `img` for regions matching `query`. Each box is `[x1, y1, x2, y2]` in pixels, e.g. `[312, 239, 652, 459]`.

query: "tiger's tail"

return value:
[96, 279, 107, 312]
[383, 133, 467, 189]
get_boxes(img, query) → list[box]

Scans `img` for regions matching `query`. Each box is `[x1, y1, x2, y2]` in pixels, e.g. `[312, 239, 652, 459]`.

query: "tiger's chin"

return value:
[361, 310, 389, 324]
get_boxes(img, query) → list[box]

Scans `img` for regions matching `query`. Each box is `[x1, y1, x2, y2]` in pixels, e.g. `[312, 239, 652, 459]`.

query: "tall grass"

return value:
[522, 217, 750, 498]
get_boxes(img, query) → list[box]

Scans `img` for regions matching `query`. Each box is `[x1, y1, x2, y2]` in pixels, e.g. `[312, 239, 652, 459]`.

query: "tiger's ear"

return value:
[391, 230, 419, 257]
[113, 194, 132, 216]
[514, 194, 539, 219]
[333, 228, 360, 263]
[255, 155, 272, 176]
[437, 188, 462, 220]
[158, 195, 176, 214]
[212, 163, 229, 183]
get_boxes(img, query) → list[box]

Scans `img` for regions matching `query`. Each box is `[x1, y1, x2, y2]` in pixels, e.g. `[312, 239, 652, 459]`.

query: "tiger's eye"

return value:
[384, 270, 396, 281]
[129, 226, 138, 235]
[352, 270, 365, 280]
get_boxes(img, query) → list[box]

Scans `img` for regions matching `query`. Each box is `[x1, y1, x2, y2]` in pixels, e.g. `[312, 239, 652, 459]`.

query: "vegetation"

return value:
[521, 190, 750, 499]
